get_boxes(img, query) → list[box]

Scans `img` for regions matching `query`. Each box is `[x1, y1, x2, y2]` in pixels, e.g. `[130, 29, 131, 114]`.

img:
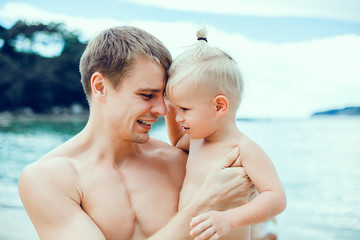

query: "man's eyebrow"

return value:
[136, 88, 162, 92]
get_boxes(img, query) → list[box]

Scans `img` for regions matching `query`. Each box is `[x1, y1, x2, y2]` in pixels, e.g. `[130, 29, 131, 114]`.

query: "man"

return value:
[18, 26, 251, 240]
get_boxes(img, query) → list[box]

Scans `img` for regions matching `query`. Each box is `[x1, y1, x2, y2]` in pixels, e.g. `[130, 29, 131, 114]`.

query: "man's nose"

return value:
[151, 96, 166, 116]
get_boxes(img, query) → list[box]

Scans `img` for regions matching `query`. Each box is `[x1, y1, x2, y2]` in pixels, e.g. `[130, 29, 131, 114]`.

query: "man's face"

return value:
[105, 57, 166, 144]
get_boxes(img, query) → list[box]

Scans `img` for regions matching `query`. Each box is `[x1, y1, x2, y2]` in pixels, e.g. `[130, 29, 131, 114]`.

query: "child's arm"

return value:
[165, 98, 190, 152]
[189, 141, 286, 239]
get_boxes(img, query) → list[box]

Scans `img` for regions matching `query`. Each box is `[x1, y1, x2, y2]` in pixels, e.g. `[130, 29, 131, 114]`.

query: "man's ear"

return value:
[91, 72, 106, 103]
[213, 95, 229, 116]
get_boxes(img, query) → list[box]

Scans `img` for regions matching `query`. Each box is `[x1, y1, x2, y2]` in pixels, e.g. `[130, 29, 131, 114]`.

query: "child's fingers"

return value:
[190, 218, 212, 237]
[208, 233, 220, 240]
[193, 227, 214, 240]
[190, 213, 209, 228]
[194, 226, 216, 240]
[212, 146, 240, 169]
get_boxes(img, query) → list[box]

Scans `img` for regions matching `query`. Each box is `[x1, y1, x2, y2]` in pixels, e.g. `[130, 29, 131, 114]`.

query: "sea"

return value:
[0, 117, 359, 240]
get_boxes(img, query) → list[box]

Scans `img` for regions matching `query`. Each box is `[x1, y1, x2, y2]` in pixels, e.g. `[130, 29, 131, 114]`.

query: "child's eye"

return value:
[181, 107, 189, 111]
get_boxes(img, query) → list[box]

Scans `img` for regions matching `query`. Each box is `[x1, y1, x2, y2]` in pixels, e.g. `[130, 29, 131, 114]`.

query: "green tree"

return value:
[0, 20, 87, 113]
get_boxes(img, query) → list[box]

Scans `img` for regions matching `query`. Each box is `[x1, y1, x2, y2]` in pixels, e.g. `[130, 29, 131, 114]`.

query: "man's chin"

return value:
[131, 133, 150, 144]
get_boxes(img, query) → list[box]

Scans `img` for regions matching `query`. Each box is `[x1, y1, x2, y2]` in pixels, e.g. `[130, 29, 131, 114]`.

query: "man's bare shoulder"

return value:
[20, 131, 86, 183]
[21, 155, 78, 179]
[146, 137, 188, 163]
[143, 137, 187, 183]
[19, 155, 81, 204]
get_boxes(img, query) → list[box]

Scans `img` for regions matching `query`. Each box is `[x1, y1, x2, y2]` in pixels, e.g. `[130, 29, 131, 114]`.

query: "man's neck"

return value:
[78, 116, 141, 165]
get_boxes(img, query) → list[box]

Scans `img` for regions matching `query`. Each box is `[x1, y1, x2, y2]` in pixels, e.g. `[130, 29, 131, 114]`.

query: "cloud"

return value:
[120, 0, 360, 23]
[122, 23, 360, 117]
[1, 2, 359, 118]
[0, 3, 123, 40]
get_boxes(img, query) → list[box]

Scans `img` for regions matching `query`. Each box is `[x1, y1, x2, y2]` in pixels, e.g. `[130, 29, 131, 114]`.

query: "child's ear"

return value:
[91, 72, 106, 103]
[213, 95, 229, 116]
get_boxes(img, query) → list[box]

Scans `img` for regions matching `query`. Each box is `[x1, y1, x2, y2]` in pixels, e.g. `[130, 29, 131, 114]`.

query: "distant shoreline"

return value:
[312, 106, 360, 117]
[0, 112, 89, 127]
[2, 106, 360, 125]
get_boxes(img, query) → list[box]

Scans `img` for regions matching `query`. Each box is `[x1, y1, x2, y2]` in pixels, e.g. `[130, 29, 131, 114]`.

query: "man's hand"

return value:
[189, 146, 253, 213]
[148, 146, 254, 240]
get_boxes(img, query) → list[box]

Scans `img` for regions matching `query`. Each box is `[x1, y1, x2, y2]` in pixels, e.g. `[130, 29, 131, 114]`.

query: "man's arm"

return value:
[149, 147, 252, 240]
[18, 158, 105, 240]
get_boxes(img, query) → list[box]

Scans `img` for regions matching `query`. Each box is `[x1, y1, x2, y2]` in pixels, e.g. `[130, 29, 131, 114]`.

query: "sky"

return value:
[1, 0, 359, 118]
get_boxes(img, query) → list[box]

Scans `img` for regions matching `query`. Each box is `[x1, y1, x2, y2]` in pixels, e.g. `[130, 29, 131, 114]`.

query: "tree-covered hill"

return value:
[0, 20, 88, 114]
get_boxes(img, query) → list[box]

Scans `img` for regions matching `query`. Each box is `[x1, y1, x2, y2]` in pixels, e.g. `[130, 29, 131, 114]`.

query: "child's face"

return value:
[169, 82, 219, 139]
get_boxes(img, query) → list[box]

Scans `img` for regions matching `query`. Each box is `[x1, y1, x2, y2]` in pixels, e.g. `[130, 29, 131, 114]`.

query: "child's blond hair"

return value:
[166, 27, 243, 112]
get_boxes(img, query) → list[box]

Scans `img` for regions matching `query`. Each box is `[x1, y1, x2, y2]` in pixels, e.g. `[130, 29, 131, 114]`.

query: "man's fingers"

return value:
[213, 146, 240, 169]
[223, 167, 249, 183]
[237, 166, 247, 176]
[249, 183, 255, 193]
[248, 184, 258, 201]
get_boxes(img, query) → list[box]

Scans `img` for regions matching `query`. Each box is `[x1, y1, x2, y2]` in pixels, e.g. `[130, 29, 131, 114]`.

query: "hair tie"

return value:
[197, 37, 208, 42]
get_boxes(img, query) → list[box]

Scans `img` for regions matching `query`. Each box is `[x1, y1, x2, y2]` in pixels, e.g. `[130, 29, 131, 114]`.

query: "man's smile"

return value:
[137, 119, 156, 129]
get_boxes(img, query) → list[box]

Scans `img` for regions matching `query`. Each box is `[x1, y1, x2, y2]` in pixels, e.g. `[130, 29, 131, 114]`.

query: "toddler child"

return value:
[165, 28, 286, 240]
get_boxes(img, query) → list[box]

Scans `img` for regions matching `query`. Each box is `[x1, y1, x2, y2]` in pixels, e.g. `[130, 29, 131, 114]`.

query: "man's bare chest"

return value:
[79, 166, 179, 239]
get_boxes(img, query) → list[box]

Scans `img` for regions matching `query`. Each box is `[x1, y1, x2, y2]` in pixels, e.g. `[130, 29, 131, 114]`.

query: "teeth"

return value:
[138, 120, 154, 126]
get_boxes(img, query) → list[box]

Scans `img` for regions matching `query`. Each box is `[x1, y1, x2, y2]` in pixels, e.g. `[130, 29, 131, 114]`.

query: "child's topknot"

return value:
[196, 28, 208, 43]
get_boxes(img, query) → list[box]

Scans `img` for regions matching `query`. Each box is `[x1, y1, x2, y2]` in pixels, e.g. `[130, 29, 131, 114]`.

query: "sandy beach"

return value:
[0, 207, 39, 240]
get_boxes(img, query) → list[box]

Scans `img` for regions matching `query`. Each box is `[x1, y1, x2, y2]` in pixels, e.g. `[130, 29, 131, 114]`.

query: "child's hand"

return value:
[190, 211, 232, 240]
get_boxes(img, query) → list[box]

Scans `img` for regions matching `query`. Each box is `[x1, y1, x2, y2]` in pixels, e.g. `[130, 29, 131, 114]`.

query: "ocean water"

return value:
[0, 117, 359, 239]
